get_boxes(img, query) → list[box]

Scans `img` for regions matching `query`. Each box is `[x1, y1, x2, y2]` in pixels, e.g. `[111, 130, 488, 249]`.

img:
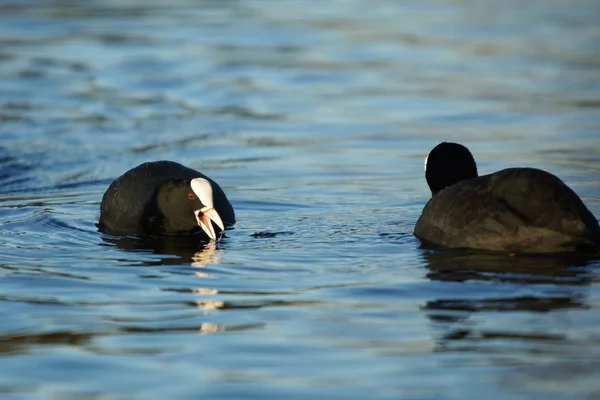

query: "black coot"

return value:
[99, 161, 235, 240]
[414, 142, 600, 253]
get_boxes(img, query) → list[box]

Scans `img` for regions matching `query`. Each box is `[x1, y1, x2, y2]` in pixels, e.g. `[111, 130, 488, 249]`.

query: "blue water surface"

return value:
[1, 0, 600, 398]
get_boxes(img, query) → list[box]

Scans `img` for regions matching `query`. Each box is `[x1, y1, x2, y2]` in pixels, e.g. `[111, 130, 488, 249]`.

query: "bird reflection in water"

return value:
[99, 232, 225, 267]
[189, 244, 225, 312]
[422, 249, 596, 286]
[99, 233, 226, 332]
[191, 244, 221, 278]
[420, 249, 599, 349]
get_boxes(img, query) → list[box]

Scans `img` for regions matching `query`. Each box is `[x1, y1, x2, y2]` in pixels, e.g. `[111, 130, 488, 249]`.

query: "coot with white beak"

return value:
[99, 161, 235, 240]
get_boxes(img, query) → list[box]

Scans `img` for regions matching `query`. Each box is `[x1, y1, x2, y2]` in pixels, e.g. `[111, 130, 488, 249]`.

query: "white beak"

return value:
[190, 178, 225, 240]
[195, 207, 225, 240]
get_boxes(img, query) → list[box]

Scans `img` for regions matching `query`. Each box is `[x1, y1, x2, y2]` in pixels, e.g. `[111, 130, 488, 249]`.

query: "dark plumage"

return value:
[99, 161, 235, 239]
[415, 142, 600, 253]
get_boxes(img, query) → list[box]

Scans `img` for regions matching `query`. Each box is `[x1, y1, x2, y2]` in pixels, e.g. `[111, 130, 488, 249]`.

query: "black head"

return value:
[144, 178, 225, 239]
[425, 142, 478, 195]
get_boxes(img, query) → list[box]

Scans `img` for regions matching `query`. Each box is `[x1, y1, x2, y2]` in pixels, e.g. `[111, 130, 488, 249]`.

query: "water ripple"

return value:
[0, 0, 599, 399]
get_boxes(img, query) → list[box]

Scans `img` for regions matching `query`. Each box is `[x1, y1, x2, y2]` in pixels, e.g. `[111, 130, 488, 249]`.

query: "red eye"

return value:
[187, 193, 195, 200]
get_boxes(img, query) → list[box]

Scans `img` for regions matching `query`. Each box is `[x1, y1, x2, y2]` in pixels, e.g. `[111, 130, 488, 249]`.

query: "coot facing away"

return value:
[414, 142, 600, 254]
[99, 161, 235, 240]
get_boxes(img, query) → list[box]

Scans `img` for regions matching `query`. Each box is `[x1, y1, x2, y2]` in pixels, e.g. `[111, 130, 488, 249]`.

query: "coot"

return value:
[414, 142, 600, 253]
[99, 161, 235, 240]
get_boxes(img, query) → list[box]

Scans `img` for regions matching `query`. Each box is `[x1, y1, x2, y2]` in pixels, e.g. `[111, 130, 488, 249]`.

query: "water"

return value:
[1, 0, 600, 398]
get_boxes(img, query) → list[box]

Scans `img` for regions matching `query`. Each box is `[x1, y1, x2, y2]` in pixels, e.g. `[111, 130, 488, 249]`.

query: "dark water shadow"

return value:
[98, 231, 229, 267]
[420, 249, 599, 349]
[0, 330, 94, 356]
[422, 249, 597, 286]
